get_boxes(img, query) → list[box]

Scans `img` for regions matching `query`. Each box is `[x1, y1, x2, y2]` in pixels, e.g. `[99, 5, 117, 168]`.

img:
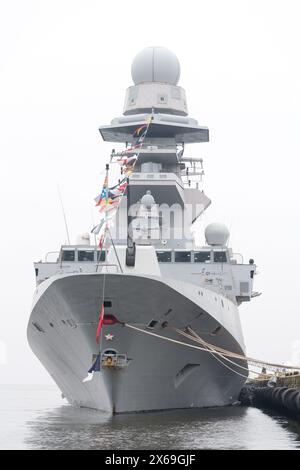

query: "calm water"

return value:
[0, 385, 300, 450]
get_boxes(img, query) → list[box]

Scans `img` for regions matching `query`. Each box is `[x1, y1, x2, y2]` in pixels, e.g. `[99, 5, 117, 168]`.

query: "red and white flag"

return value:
[96, 304, 104, 344]
[98, 233, 105, 249]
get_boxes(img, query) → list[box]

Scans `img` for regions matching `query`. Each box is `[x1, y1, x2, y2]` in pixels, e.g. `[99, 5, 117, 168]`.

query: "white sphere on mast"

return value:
[141, 190, 155, 209]
[131, 46, 181, 85]
[205, 223, 230, 246]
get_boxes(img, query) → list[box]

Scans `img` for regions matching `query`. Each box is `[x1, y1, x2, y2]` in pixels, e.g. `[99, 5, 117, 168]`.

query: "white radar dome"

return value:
[131, 46, 180, 85]
[141, 190, 155, 209]
[205, 223, 230, 246]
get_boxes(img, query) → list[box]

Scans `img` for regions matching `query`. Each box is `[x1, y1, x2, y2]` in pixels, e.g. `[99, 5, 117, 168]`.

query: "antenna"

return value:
[57, 184, 71, 245]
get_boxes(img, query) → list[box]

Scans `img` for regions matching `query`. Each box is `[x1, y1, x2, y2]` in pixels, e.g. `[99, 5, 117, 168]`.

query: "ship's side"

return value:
[27, 244, 255, 413]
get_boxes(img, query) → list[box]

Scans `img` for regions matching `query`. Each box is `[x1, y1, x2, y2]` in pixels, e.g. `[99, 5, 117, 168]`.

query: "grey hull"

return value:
[27, 273, 247, 413]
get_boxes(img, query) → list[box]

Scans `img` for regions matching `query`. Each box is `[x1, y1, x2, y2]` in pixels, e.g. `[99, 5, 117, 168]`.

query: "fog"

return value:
[1, 0, 300, 384]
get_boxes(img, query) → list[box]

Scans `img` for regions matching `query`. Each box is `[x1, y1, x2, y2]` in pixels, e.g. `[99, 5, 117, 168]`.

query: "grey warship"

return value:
[27, 47, 257, 413]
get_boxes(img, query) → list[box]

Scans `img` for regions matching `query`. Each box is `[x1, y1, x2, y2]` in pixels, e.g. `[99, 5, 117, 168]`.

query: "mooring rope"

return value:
[124, 323, 300, 379]
[124, 323, 261, 379]
[173, 327, 256, 375]
[127, 323, 280, 379]
[174, 326, 300, 373]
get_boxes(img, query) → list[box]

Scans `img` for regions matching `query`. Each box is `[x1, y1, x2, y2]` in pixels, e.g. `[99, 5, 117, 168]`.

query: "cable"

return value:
[125, 323, 264, 380]
[107, 227, 123, 273]
[175, 326, 300, 373]
[124, 323, 300, 381]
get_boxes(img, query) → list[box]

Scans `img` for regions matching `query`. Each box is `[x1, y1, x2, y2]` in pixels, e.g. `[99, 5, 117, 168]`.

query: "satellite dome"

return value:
[141, 190, 155, 209]
[205, 223, 230, 246]
[131, 47, 180, 85]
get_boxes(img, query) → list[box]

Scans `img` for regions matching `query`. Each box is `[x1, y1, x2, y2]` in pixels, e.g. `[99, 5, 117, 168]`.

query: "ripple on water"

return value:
[0, 386, 299, 450]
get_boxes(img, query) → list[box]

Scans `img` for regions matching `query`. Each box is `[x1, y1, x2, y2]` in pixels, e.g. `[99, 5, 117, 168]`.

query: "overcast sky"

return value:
[1, 0, 300, 384]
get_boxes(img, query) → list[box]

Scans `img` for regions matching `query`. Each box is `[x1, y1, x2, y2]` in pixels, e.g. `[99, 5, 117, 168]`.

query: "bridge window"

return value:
[156, 251, 172, 263]
[194, 251, 211, 263]
[175, 251, 191, 262]
[61, 250, 75, 262]
[214, 251, 227, 263]
[78, 250, 94, 262]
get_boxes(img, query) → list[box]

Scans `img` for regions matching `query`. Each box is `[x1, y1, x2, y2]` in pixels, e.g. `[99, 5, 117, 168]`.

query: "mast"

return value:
[98, 47, 211, 250]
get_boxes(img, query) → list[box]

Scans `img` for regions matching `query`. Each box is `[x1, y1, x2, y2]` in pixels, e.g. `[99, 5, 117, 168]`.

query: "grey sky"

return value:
[1, 0, 300, 384]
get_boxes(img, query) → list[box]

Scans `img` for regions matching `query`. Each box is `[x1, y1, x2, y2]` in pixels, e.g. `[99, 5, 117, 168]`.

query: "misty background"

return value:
[1, 0, 300, 385]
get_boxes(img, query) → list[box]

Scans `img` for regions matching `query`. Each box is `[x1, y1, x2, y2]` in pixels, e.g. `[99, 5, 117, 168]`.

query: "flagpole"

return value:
[99, 163, 110, 355]
[90, 207, 97, 247]
[57, 184, 71, 245]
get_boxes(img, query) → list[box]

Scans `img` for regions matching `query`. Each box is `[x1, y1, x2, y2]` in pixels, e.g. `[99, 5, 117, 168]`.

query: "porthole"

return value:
[33, 322, 45, 333]
[210, 326, 222, 337]
[147, 320, 158, 329]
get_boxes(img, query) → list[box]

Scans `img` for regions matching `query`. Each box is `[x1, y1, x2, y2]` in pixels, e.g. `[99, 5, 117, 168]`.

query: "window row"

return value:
[61, 249, 106, 262]
[60, 249, 227, 264]
[156, 250, 227, 263]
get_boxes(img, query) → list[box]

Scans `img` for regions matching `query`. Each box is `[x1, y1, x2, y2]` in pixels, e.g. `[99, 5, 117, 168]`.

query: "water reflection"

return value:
[24, 403, 300, 450]
[1, 386, 298, 450]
